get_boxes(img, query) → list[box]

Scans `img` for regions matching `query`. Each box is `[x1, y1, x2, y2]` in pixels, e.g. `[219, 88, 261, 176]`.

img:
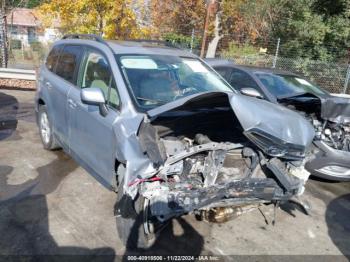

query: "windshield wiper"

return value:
[277, 92, 308, 100]
[136, 97, 167, 104]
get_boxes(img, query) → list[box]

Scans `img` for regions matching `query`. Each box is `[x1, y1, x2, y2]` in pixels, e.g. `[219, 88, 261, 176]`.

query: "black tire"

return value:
[115, 182, 158, 249]
[38, 105, 60, 150]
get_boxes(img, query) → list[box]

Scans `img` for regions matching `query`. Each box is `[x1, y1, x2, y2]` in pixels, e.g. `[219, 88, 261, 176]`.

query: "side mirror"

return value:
[240, 88, 263, 99]
[81, 88, 108, 117]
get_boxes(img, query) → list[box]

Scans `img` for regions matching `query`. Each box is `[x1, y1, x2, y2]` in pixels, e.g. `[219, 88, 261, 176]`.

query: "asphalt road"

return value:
[0, 89, 350, 261]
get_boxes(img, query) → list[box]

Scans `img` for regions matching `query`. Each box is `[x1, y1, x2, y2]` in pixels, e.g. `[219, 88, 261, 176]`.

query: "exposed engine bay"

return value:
[128, 93, 313, 223]
[113, 92, 315, 248]
[139, 133, 310, 222]
[280, 94, 350, 152]
[312, 118, 350, 151]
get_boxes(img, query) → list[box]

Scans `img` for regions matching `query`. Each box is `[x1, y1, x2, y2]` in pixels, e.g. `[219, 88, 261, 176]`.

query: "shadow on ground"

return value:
[0, 92, 18, 140]
[0, 152, 115, 260]
[124, 216, 204, 258]
[115, 195, 204, 260]
[326, 193, 350, 257]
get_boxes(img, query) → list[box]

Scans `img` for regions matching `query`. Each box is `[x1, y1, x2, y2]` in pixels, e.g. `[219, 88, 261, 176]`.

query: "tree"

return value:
[206, 0, 223, 58]
[271, 0, 350, 61]
[149, 0, 206, 37]
[313, 0, 350, 62]
[36, 0, 150, 39]
[220, 0, 285, 44]
[217, 0, 349, 62]
[7, 0, 43, 8]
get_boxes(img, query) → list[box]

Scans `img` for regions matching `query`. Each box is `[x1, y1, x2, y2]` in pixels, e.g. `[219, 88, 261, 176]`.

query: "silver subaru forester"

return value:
[35, 34, 315, 249]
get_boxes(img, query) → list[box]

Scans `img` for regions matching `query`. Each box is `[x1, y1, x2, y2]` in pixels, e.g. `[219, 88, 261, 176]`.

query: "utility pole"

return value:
[272, 38, 280, 69]
[190, 28, 195, 53]
[0, 0, 7, 67]
[200, 0, 215, 58]
[343, 64, 350, 94]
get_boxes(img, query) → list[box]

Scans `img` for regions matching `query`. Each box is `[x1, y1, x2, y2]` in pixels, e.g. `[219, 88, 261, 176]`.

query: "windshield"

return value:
[116, 54, 233, 109]
[255, 73, 327, 98]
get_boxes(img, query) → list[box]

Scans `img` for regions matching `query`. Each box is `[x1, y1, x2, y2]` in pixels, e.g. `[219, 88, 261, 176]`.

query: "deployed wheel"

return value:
[115, 181, 167, 249]
[38, 105, 60, 150]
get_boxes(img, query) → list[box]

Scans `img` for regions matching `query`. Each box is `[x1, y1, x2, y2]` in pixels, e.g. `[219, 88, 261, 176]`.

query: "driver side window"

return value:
[81, 50, 120, 109]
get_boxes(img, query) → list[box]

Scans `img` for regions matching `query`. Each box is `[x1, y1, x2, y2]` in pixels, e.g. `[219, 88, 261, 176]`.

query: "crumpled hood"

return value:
[229, 94, 315, 148]
[148, 92, 315, 149]
[320, 95, 350, 124]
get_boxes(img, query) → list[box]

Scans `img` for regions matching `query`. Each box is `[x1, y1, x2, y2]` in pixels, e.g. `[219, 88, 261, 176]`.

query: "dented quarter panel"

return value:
[111, 106, 155, 197]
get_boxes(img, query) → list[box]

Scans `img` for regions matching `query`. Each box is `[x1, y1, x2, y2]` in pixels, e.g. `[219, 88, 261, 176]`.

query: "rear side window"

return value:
[55, 46, 82, 84]
[46, 45, 62, 72]
[229, 69, 259, 91]
[214, 67, 233, 81]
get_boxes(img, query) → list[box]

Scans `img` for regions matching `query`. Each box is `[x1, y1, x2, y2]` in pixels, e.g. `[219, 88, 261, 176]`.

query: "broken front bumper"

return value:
[149, 161, 304, 219]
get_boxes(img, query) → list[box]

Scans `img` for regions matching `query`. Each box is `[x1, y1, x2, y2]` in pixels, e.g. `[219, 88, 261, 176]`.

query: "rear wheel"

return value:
[115, 182, 167, 249]
[38, 105, 60, 150]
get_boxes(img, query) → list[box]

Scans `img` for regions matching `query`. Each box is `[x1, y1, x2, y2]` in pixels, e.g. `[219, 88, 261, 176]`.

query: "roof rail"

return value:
[126, 39, 180, 49]
[62, 34, 107, 45]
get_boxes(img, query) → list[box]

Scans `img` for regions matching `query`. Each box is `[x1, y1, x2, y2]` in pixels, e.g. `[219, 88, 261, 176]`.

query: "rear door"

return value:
[67, 47, 121, 187]
[42, 44, 84, 147]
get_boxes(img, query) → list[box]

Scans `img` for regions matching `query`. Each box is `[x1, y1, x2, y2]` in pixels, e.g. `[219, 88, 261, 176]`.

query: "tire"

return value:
[38, 105, 60, 150]
[115, 181, 161, 249]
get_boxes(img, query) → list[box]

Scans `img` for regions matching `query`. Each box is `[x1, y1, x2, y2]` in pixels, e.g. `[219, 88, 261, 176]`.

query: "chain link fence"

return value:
[7, 40, 50, 70]
[3, 29, 350, 95]
[217, 39, 350, 95]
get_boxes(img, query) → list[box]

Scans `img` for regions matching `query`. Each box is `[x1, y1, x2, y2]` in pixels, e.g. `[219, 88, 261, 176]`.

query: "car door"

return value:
[67, 47, 121, 187]
[41, 44, 73, 146]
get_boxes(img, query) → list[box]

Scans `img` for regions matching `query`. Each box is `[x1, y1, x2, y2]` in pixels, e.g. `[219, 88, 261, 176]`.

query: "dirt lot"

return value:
[0, 89, 350, 261]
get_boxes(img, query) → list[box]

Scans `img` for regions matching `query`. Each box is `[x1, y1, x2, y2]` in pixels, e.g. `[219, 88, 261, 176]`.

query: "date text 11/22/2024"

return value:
[126, 255, 221, 261]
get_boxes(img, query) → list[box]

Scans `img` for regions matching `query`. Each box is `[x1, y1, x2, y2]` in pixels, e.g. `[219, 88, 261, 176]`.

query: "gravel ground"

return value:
[0, 79, 36, 90]
[0, 89, 349, 261]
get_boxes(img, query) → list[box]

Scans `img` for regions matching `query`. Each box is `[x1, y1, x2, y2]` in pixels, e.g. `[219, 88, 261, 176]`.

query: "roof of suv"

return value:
[107, 40, 197, 57]
[58, 38, 198, 58]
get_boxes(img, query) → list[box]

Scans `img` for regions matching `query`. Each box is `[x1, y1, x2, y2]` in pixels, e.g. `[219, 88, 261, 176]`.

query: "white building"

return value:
[6, 8, 60, 47]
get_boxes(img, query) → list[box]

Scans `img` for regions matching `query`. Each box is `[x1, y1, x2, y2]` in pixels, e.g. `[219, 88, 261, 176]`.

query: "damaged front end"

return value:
[123, 92, 314, 223]
[279, 93, 350, 180]
[281, 93, 350, 152]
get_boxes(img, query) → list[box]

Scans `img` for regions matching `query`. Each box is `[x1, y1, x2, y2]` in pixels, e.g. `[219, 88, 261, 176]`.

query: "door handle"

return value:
[68, 99, 77, 108]
[45, 81, 52, 90]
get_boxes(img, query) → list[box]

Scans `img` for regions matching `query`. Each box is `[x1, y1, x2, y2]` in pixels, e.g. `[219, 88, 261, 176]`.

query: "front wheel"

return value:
[38, 105, 60, 150]
[115, 182, 167, 249]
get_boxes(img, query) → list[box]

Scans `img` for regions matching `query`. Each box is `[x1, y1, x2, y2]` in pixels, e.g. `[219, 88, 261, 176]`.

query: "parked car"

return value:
[35, 35, 315, 248]
[207, 60, 350, 181]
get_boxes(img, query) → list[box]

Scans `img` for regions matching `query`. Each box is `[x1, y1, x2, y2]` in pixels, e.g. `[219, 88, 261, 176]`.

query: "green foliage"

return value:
[218, 0, 349, 62]
[274, 57, 348, 94]
[163, 33, 200, 50]
[312, 0, 348, 17]
[10, 39, 21, 49]
[6, 0, 43, 8]
[270, 0, 349, 62]
[30, 41, 44, 52]
[220, 42, 259, 58]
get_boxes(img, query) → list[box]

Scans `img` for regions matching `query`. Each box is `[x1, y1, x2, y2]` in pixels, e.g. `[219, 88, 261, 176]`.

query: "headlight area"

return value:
[244, 130, 307, 160]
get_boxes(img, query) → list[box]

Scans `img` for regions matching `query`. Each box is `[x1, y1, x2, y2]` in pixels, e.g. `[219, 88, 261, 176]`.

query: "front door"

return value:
[67, 48, 121, 187]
